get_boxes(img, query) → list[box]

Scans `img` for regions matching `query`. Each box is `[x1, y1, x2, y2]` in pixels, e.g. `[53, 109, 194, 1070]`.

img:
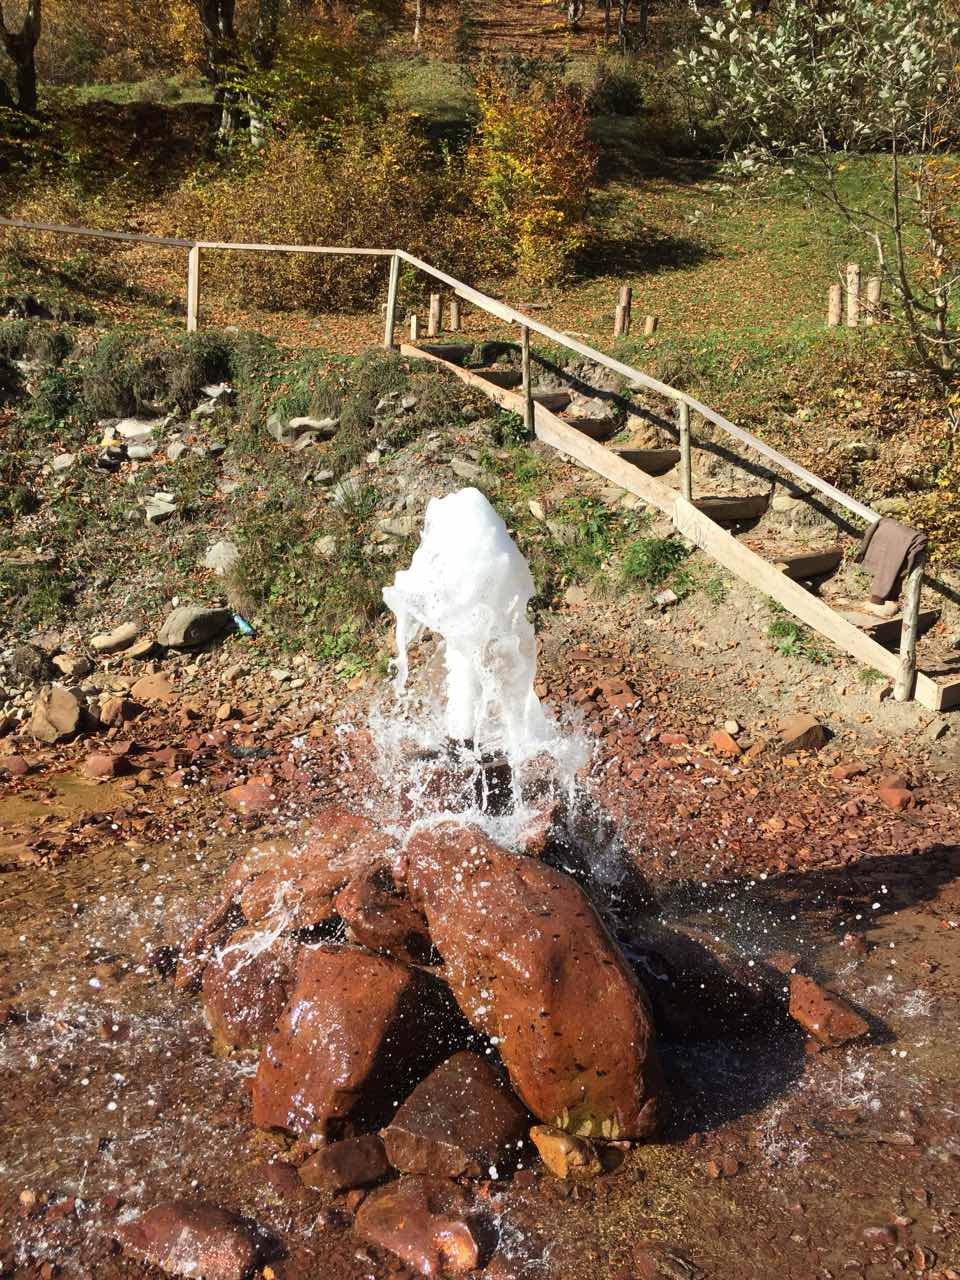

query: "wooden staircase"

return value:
[402, 340, 960, 712]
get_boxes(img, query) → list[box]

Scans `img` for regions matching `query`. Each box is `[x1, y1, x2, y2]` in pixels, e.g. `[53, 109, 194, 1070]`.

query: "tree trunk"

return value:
[617, 0, 628, 48]
[414, 0, 424, 43]
[0, 0, 42, 116]
[195, 0, 240, 141]
[603, 0, 611, 44]
[248, 0, 281, 147]
[567, 0, 586, 28]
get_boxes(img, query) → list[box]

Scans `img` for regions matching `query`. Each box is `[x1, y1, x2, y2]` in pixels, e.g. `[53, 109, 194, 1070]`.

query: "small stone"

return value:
[0, 755, 30, 776]
[878, 786, 913, 812]
[831, 761, 867, 781]
[52, 452, 76, 472]
[145, 497, 177, 524]
[130, 673, 176, 703]
[112, 1201, 260, 1280]
[926, 717, 949, 741]
[709, 729, 741, 757]
[299, 1135, 390, 1193]
[528, 500, 545, 521]
[29, 685, 82, 743]
[314, 535, 338, 559]
[788, 975, 869, 1047]
[128, 442, 157, 460]
[355, 1177, 479, 1277]
[400, 395, 417, 411]
[98, 696, 137, 727]
[777, 712, 826, 755]
[862, 1225, 897, 1247]
[654, 588, 679, 607]
[203, 540, 240, 576]
[125, 636, 160, 661]
[83, 752, 125, 779]
[529, 1125, 601, 1179]
[289, 415, 339, 438]
[51, 654, 93, 680]
[224, 782, 274, 815]
[450, 458, 483, 483]
[723, 719, 741, 735]
[166, 440, 187, 463]
[90, 621, 140, 654]
[158, 606, 233, 648]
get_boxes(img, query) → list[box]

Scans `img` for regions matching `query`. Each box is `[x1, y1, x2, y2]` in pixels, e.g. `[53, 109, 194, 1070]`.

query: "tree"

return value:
[194, 0, 240, 137]
[679, 0, 960, 383]
[1, 0, 42, 114]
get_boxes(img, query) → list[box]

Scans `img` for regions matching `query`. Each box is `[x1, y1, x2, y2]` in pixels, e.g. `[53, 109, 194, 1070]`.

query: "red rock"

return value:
[224, 782, 274, 816]
[659, 732, 689, 746]
[83, 752, 126, 780]
[831, 762, 867, 781]
[708, 730, 741, 757]
[176, 898, 245, 992]
[112, 1201, 260, 1280]
[529, 1125, 601, 1178]
[878, 786, 913, 811]
[201, 927, 298, 1051]
[228, 809, 397, 931]
[335, 867, 432, 965]
[862, 1225, 897, 1247]
[355, 1177, 480, 1276]
[777, 713, 826, 755]
[788, 975, 869, 1047]
[382, 1052, 528, 1178]
[405, 823, 665, 1140]
[130, 673, 176, 704]
[99, 697, 140, 728]
[0, 756, 30, 776]
[879, 771, 910, 790]
[298, 1135, 390, 1193]
[252, 946, 460, 1138]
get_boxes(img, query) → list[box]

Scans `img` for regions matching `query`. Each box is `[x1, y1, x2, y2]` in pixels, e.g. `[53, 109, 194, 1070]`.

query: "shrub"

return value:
[469, 68, 598, 283]
[0, 321, 75, 366]
[171, 116, 488, 311]
[582, 55, 644, 116]
[80, 329, 235, 418]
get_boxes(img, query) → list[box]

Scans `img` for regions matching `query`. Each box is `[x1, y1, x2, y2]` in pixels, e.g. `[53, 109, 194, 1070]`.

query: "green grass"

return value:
[767, 613, 833, 665]
[621, 535, 690, 588]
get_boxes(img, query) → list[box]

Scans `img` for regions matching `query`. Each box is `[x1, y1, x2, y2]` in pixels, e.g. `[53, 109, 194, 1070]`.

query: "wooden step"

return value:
[534, 390, 573, 412]
[561, 417, 619, 441]
[616, 447, 680, 476]
[835, 605, 940, 645]
[475, 368, 522, 389]
[693, 494, 769, 523]
[417, 343, 473, 365]
[772, 546, 844, 580]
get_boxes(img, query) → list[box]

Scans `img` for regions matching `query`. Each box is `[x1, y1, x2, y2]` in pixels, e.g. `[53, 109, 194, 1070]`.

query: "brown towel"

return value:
[854, 518, 926, 602]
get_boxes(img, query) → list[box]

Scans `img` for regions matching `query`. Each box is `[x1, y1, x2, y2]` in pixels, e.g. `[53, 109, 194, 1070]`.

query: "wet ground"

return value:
[2, 653, 960, 1280]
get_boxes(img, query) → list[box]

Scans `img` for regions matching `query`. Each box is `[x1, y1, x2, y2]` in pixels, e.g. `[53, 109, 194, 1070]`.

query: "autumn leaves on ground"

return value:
[2, 3, 960, 1280]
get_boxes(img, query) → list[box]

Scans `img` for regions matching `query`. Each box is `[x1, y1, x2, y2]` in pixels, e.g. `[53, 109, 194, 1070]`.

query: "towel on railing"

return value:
[854, 518, 926, 602]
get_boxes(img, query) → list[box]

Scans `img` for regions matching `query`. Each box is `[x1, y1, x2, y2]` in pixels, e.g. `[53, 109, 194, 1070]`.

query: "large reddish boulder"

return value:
[252, 946, 462, 1139]
[405, 824, 665, 1140]
[335, 866, 433, 965]
[381, 1051, 528, 1178]
[298, 1134, 391, 1193]
[201, 926, 298, 1051]
[112, 1201, 261, 1280]
[355, 1177, 481, 1276]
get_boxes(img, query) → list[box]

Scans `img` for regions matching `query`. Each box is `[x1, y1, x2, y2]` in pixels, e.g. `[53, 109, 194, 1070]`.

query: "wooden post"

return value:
[678, 400, 692, 501]
[865, 275, 882, 326]
[409, 314, 419, 342]
[827, 283, 842, 327]
[893, 559, 924, 702]
[427, 292, 441, 338]
[614, 285, 632, 337]
[846, 262, 861, 327]
[521, 324, 534, 437]
[643, 315, 658, 336]
[186, 244, 200, 333]
[383, 252, 400, 349]
[449, 298, 461, 332]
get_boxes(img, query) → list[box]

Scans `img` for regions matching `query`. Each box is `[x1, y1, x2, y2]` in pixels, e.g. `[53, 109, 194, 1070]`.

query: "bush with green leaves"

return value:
[679, 0, 960, 163]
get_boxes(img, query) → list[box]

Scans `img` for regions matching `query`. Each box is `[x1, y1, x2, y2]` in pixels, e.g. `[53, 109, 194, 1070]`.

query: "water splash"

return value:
[375, 487, 588, 844]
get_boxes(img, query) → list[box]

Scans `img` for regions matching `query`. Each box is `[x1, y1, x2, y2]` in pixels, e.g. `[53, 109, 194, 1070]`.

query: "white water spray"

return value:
[374, 488, 587, 841]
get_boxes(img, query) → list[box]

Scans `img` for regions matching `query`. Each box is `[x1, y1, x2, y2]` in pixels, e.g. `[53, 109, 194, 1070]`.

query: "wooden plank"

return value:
[616, 448, 680, 475]
[693, 494, 769, 522]
[383, 252, 400, 349]
[772, 547, 843, 580]
[186, 244, 200, 334]
[197, 241, 393, 256]
[521, 326, 534, 437]
[835, 606, 938, 644]
[401, 342, 945, 710]
[0, 214, 193, 248]
[678, 401, 692, 501]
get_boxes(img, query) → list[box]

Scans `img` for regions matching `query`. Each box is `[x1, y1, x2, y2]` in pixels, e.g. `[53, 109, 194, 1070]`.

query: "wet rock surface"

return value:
[251, 946, 459, 1138]
[201, 926, 298, 1051]
[381, 1051, 529, 1178]
[298, 1134, 391, 1193]
[405, 823, 666, 1139]
[335, 865, 433, 964]
[112, 1200, 262, 1280]
[355, 1176, 482, 1276]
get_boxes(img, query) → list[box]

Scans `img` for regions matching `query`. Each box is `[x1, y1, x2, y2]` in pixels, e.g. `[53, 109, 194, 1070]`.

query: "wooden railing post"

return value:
[846, 262, 861, 327]
[187, 244, 200, 333]
[643, 315, 658, 336]
[521, 325, 534, 437]
[827, 283, 842, 327]
[427, 292, 441, 337]
[449, 298, 461, 332]
[678, 400, 692, 501]
[894, 559, 924, 702]
[409, 314, 419, 342]
[614, 285, 632, 337]
[383, 252, 400, 349]
[865, 275, 882, 326]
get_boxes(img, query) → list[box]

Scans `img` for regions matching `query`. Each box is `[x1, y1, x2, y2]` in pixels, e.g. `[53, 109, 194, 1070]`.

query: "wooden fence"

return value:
[1, 214, 948, 710]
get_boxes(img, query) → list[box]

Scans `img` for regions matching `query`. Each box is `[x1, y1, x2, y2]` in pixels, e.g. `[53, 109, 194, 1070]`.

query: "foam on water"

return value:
[374, 487, 588, 844]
